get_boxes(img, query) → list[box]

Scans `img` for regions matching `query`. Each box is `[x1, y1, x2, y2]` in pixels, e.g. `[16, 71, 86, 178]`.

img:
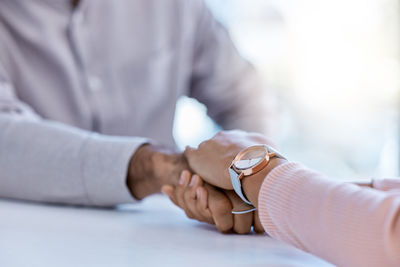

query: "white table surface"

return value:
[0, 195, 333, 267]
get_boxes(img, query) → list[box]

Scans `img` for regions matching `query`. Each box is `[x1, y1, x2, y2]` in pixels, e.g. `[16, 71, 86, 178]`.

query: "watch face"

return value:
[233, 145, 268, 170]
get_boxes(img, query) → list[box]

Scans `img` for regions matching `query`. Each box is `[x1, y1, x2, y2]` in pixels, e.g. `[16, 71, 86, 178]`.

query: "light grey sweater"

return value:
[0, 0, 269, 206]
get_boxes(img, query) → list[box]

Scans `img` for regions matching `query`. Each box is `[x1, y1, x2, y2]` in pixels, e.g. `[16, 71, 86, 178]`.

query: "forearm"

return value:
[0, 115, 145, 206]
[255, 162, 400, 267]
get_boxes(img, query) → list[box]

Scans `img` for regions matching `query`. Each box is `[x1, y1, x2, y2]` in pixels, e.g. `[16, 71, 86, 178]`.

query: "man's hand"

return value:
[162, 170, 264, 234]
[184, 130, 276, 189]
[127, 144, 189, 200]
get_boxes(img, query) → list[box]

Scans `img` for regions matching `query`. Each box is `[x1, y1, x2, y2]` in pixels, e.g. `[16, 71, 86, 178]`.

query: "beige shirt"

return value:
[0, 0, 269, 206]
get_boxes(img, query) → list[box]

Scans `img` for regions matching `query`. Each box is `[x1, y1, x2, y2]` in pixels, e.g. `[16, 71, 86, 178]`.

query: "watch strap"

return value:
[269, 146, 286, 160]
[228, 145, 286, 214]
[229, 167, 252, 205]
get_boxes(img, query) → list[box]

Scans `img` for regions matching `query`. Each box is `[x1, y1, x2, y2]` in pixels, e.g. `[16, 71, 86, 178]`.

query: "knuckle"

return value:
[213, 209, 233, 232]
[214, 131, 227, 140]
[200, 211, 212, 222]
[183, 147, 193, 157]
[234, 225, 251, 235]
[183, 190, 194, 203]
[213, 201, 230, 217]
[185, 210, 195, 219]
[198, 141, 207, 149]
[216, 222, 232, 233]
[175, 188, 184, 202]
[216, 131, 231, 138]
[215, 131, 223, 137]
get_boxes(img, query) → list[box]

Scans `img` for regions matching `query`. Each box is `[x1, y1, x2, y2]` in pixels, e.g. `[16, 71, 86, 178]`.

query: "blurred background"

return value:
[174, 0, 400, 180]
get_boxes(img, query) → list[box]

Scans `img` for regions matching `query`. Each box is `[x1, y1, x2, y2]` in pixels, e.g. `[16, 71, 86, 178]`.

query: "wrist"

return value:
[127, 144, 188, 200]
[242, 158, 287, 208]
[152, 146, 189, 186]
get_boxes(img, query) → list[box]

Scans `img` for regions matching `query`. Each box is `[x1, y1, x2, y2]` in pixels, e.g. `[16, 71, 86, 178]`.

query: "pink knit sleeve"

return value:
[258, 162, 400, 267]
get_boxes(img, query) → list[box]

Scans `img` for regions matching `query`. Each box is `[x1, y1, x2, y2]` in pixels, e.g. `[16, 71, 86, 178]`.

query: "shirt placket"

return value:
[67, 3, 103, 132]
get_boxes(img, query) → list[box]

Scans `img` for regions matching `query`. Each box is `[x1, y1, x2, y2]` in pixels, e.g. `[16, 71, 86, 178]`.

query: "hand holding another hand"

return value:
[162, 170, 264, 234]
[161, 130, 284, 234]
[184, 130, 277, 189]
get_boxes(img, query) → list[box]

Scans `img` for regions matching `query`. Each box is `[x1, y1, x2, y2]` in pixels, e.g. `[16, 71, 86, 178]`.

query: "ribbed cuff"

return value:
[258, 162, 305, 237]
[80, 133, 148, 206]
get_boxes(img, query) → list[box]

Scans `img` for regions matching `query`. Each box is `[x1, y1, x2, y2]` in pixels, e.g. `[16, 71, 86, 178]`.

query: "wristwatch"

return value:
[229, 144, 286, 214]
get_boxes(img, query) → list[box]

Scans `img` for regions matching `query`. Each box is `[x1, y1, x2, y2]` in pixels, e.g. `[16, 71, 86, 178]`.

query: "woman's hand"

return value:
[162, 170, 264, 234]
[184, 130, 276, 189]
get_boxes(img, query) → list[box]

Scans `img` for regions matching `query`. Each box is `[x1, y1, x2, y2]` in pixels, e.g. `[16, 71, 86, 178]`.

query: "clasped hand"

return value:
[162, 130, 277, 234]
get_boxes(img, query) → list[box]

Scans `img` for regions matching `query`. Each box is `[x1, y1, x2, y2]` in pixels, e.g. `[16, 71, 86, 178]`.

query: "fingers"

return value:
[195, 187, 213, 224]
[175, 170, 195, 219]
[196, 187, 208, 211]
[183, 174, 208, 222]
[204, 184, 233, 233]
[224, 190, 253, 234]
[162, 172, 262, 235]
[162, 174, 261, 234]
[163, 171, 214, 224]
[183, 146, 201, 181]
[253, 209, 265, 234]
[183, 146, 197, 166]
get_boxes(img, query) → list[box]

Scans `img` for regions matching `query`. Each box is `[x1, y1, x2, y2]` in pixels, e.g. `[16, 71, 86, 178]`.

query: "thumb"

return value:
[183, 146, 197, 165]
[183, 145, 195, 157]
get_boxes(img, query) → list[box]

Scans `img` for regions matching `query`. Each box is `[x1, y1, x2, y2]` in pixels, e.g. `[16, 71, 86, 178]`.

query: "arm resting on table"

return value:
[0, 73, 146, 206]
[257, 162, 400, 267]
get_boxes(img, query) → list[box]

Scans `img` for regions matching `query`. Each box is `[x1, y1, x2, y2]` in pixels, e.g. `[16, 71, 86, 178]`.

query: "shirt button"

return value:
[88, 76, 102, 92]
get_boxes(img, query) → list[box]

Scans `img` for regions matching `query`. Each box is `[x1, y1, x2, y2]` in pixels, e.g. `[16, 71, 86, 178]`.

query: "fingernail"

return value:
[189, 175, 198, 187]
[196, 187, 202, 199]
[179, 173, 186, 185]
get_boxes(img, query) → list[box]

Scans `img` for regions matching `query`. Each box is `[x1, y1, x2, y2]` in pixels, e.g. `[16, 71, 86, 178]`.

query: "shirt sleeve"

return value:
[258, 162, 400, 267]
[0, 68, 147, 207]
[188, 0, 276, 135]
